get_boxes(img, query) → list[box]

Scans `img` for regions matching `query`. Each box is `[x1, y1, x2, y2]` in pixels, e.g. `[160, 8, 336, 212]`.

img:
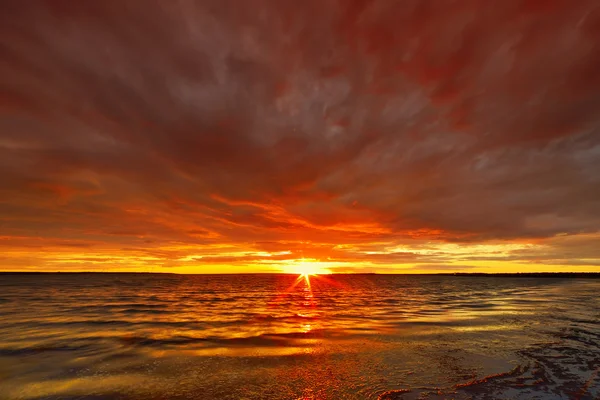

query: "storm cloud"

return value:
[1, 0, 599, 272]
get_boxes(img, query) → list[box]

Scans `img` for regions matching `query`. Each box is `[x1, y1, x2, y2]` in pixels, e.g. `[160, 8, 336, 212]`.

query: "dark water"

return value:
[0, 274, 598, 400]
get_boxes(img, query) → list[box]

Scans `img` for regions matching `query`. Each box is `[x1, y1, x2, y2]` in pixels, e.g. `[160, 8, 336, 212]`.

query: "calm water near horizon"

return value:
[0, 274, 598, 399]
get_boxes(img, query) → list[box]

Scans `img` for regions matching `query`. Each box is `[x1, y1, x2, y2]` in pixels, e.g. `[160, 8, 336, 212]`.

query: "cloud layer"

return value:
[1, 0, 599, 272]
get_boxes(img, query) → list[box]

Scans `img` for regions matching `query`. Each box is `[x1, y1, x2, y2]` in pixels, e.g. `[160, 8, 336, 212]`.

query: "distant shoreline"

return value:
[434, 272, 600, 278]
[1, 271, 599, 278]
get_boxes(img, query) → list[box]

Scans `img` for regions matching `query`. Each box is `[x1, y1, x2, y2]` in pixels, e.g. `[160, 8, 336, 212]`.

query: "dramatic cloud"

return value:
[1, 0, 599, 272]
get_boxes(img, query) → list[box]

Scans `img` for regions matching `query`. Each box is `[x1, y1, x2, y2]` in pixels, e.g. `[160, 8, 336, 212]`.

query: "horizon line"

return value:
[2, 271, 600, 277]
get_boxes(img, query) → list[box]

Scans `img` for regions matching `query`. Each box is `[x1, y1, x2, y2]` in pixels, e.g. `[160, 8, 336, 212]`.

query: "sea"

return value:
[0, 273, 598, 400]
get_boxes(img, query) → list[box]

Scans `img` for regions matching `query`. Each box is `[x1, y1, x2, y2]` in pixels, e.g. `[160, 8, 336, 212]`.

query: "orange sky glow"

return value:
[1, 1, 600, 274]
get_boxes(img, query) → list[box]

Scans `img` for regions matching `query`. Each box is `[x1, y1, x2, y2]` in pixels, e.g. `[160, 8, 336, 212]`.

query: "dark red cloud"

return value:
[1, 0, 599, 271]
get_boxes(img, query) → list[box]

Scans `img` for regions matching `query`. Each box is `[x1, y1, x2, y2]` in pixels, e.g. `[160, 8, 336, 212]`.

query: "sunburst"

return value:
[282, 259, 333, 276]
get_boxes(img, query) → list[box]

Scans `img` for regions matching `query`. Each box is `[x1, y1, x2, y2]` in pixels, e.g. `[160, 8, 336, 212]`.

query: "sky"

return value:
[1, 0, 600, 274]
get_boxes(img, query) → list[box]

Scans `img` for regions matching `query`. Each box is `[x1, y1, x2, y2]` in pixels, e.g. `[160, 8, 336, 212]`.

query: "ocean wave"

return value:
[117, 330, 330, 349]
[1, 274, 598, 400]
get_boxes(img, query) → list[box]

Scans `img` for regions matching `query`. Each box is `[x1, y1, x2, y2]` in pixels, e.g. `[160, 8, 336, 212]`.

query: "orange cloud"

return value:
[1, 1, 599, 273]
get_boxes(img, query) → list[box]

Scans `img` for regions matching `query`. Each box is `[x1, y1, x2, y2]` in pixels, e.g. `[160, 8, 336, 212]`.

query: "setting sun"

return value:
[282, 259, 333, 276]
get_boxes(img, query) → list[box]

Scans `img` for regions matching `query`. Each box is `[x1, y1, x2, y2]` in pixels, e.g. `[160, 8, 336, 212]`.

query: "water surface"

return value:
[0, 274, 598, 399]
